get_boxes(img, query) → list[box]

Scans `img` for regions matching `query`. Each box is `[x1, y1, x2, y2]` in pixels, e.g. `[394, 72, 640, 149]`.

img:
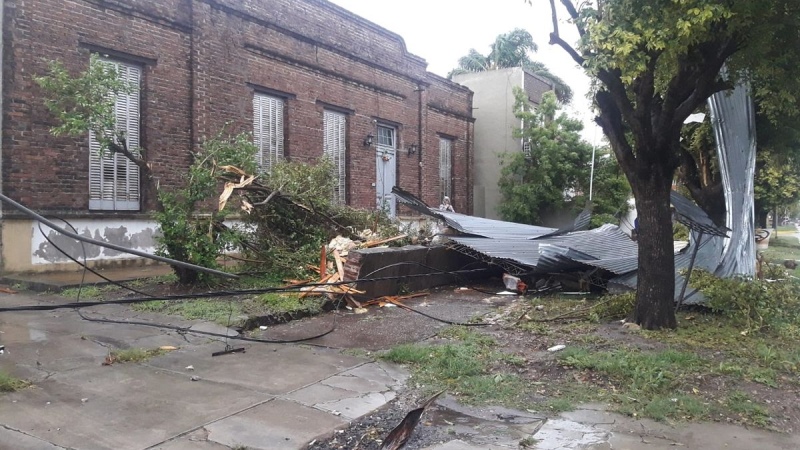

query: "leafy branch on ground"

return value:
[155, 130, 257, 284]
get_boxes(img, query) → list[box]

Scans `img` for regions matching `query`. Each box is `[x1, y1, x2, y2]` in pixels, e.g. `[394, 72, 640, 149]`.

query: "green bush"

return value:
[691, 270, 800, 335]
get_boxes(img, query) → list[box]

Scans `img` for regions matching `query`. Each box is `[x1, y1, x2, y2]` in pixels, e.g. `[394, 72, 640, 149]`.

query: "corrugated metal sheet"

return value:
[448, 224, 637, 274]
[710, 82, 757, 277]
[670, 191, 729, 237]
[438, 211, 557, 239]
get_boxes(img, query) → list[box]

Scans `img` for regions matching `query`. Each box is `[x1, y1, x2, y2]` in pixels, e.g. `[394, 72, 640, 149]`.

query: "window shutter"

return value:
[439, 138, 453, 200]
[253, 93, 284, 172]
[89, 59, 141, 211]
[324, 110, 347, 204]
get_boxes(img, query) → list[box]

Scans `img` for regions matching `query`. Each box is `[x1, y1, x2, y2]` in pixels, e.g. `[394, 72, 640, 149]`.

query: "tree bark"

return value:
[631, 167, 678, 329]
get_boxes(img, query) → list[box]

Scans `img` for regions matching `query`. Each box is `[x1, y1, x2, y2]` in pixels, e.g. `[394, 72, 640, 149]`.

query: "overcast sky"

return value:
[329, 0, 602, 144]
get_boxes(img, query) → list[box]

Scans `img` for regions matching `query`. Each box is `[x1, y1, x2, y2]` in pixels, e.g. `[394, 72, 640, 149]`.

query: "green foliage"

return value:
[258, 293, 322, 315]
[591, 293, 635, 321]
[243, 158, 399, 277]
[673, 222, 690, 241]
[449, 29, 572, 103]
[155, 131, 257, 284]
[690, 270, 800, 335]
[34, 54, 134, 156]
[755, 149, 800, 217]
[574, 152, 631, 228]
[498, 90, 600, 225]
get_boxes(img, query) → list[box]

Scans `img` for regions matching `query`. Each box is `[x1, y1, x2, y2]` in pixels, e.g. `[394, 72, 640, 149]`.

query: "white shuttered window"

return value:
[439, 137, 453, 201]
[323, 110, 347, 204]
[253, 93, 285, 172]
[89, 58, 141, 211]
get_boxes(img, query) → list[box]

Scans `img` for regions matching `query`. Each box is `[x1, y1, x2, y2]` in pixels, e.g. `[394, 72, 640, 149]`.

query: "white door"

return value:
[375, 125, 396, 217]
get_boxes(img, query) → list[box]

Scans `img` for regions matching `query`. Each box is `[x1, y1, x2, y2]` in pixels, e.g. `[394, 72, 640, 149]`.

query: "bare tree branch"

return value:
[548, 33, 585, 66]
[109, 140, 148, 172]
[595, 91, 636, 172]
[559, 0, 585, 37]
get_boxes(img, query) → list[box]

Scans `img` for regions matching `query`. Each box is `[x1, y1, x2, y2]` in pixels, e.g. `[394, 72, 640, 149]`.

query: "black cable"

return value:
[37, 219, 153, 298]
[0, 268, 496, 312]
[37, 217, 338, 344]
[24, 211, 522, 329]
[75, 310, 336, 343]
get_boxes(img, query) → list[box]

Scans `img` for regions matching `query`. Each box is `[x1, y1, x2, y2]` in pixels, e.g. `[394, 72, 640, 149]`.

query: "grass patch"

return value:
[558, 346, 710, 421]
[131, 300, 243, 325]
[109, 347, 167, 363]
[725, 391, 771, 427]
[257, 292, 321, 315]
[382, 327, 529, 406]
[0, 371, 31, 392]
[60, 285, 107, 299]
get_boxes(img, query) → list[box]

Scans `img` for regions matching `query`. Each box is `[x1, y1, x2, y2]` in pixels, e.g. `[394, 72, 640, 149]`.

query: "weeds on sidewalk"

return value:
[106, 347, 168, 364]
[0, 371, 31, 392]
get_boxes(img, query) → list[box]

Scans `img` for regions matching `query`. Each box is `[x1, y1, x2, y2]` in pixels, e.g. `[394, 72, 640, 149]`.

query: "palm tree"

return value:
[449, 29, 573, 104]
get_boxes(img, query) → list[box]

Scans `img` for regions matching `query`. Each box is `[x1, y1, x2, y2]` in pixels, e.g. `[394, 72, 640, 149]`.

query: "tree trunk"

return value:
[631, 170, 678, 330]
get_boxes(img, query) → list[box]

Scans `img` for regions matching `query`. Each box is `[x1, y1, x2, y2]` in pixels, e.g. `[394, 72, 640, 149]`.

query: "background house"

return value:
[452, 67, 553, 219]
[0, 0, 474, 272]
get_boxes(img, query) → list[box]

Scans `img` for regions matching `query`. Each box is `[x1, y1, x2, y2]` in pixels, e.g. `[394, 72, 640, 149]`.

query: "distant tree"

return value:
[499, 90, 598, 224]
[573, 149, 632, 228]
[755, 150, 800, 229]
[449, 29, 573, 103]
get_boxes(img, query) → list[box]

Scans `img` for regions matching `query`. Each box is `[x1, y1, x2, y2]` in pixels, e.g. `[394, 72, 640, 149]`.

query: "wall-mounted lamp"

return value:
[363, 133, 374, 147]
[407, 144, 417, 157]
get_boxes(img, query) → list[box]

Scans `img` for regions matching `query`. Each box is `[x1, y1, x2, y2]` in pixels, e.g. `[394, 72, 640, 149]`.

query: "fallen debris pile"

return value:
[214, 160, 409, 277]
[392, 187, 732, 304]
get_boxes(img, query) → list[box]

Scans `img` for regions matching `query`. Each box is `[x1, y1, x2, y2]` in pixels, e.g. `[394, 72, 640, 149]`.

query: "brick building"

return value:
[0, 0, 474, 272]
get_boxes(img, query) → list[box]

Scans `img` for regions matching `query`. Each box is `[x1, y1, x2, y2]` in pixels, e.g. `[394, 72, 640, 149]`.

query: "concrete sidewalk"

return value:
[0, 292, 407, 450]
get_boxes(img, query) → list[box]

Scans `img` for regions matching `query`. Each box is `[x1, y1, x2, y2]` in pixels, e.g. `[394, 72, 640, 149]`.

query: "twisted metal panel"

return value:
[708, 83, 757, 278]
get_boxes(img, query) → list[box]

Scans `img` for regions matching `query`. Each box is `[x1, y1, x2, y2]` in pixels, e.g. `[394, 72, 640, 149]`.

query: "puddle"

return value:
[427, 396, 546, 448]
[423, 400, 800, 450]
[28, 329, 47, 342]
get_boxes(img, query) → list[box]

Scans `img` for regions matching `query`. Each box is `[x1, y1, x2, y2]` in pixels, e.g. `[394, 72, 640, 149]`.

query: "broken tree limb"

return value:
[361, 234, 408, 248]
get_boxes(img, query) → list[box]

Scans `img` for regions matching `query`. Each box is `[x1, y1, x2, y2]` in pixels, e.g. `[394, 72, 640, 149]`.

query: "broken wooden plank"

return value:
[361, 234, 408, 248]
[319, 245, 327, 277]
[333, 249, 345, 280]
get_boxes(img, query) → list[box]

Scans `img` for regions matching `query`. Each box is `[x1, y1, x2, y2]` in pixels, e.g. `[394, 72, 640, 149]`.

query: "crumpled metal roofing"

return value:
[446, 224, 638, 276]
[393, 83, 757, 305]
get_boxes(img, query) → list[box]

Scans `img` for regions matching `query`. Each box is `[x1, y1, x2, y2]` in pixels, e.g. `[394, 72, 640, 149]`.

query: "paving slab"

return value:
[0, 362, 272, 450]
[315, 391, 397, 420]
[0, 425, 69, 450]
[145, 342, 366, 395]
[203, 399, 348, 450]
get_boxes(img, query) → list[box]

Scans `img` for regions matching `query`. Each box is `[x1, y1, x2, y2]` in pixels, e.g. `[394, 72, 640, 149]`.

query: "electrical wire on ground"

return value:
[7, 200, 553, 333]
[36, 217, 338, 345]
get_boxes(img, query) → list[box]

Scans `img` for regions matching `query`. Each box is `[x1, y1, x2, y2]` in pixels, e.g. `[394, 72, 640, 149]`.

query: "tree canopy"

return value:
[449, 29, 573, 103]
[498, 90, 630, 226]
[544, 0, 800, 329]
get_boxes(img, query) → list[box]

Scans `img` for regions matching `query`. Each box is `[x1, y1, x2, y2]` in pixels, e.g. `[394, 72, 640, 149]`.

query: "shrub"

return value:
[691, 269, 800, 335]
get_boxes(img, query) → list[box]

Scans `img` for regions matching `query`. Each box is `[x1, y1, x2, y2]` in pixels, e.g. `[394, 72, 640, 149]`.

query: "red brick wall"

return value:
[3, 0, 192, 212]
[3, 0, 473, 216]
